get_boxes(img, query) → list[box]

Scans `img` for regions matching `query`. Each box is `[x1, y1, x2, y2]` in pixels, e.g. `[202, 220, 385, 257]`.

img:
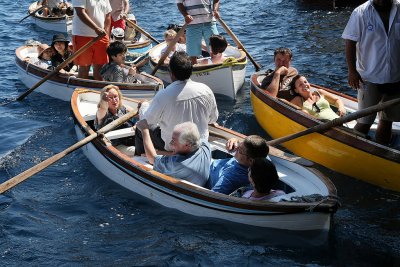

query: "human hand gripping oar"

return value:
[19, 4, 47, 23]
[266, 97, 400, 147]
[0, 108, 138, 194]
[124, 18, 161, 44]
[15, 33, 106, 102]
[150, 23, 187, 76]
[217, 17, 262, 71]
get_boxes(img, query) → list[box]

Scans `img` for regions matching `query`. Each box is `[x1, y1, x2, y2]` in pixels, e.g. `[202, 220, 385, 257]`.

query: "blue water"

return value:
[0, 0, 399, 266]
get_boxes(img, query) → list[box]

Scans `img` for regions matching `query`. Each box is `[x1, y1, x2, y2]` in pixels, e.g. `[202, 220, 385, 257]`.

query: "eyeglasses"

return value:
[312, 102, 321, 113]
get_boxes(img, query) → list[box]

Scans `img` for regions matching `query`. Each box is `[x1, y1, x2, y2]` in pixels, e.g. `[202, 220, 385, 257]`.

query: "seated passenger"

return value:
[198, 34, 227, 65]
[29, 43, 55, 70]
[111, 27, 125, 42]
[124, 14, 141, 42]
[100, 41, 139, 83]
[41, 0, 63, 17]
[50, 34, 75, 73]
[289, 75, 346, 120]
[167, 23, 186, 44]
[259, 47, 298, 101]
[159, 29, 186, 63]
[206, 135, 269, 195]
[136, 120, 211, 186]
[230, 158, 285, 201]
[95, 85, 136, 156]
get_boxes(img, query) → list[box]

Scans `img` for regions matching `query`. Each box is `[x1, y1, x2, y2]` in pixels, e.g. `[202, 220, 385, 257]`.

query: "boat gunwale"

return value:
[249, 72, 400, 163]
[71, 89, 339, 215]
[15, 45, 163, 91]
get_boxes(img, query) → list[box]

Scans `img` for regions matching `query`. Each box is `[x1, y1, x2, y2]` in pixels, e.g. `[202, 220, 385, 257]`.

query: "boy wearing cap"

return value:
[72, 0, 112, 80]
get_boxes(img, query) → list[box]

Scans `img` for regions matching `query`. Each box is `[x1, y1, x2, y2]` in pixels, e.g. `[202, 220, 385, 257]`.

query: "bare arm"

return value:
[74, 7, 107, 35]
[319, 89, 346, 116]
[177, 3, 193, 24]
[136, 119, 157, 164]
[345, 39, 362, 89]
[213, 0, 220, 19]
[123, 0, 130, 17]
[264, 66, 288, 97]
[104, 13, 111, 36]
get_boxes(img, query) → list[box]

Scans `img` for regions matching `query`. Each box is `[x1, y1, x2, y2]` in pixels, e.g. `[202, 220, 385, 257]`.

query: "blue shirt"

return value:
[153, 141, 211, 186]
[208, 158, 249, 194]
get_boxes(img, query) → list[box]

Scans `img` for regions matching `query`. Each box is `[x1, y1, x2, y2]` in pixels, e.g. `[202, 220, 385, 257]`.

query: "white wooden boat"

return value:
[148, 42, 247, 100]
[28, 2, 72, 34]
[71, 89, 339, 231]
[15, 45, 164, 101]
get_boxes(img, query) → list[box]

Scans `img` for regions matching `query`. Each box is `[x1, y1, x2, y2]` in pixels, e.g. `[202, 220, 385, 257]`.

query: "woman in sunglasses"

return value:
[289, 75, 346, 121]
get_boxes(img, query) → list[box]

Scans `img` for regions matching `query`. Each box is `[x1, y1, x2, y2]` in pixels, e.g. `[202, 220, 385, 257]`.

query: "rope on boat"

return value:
[281, 194, 341, 212]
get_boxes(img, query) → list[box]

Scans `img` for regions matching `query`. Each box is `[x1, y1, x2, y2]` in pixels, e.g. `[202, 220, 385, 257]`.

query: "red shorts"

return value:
[111, 18, 126, 30]
[72, 35, 109, 66]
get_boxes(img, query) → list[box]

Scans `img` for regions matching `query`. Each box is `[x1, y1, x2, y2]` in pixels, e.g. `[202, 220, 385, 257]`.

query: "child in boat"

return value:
[158, 29, 186, 63]
[198, 34, 227, 65]
[101, 41, 140, 83]
[230, 157, 285, 201]
[28, 43, 55, 70]
[50, 34, 75, 73]
[289, 75, 346, 121]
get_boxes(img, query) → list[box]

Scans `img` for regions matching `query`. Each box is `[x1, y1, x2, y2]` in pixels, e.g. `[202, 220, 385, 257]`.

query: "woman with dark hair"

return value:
[289, 75, 346, 121]
[240, 158, 285, 201]
[50, 33, 74, 72]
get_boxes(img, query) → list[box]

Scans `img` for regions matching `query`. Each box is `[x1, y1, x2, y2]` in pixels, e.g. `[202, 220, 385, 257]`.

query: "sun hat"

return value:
[37, 43, 53, 58]
[51, 33, 69, 46]
[112, 27, 125, 39]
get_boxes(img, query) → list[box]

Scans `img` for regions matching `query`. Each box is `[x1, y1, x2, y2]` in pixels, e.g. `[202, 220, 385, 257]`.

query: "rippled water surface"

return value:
[0, 0, 399, 266]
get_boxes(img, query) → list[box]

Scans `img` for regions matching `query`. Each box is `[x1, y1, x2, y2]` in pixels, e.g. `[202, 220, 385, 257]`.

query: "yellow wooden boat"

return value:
[250, 72, 400, 192]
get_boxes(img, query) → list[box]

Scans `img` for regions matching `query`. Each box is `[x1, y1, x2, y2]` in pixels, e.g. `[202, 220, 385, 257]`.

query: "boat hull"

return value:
[250, 73, 400, 192]
[71, 90, 338, 231]
[149, 42, 247, 99]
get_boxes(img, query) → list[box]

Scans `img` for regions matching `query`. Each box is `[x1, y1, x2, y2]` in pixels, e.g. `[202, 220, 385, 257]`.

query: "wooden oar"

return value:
[217, 17, 262, 71]
[16, 33, 105, 102]
[125, 18, 161, 44]
[19, 5, 46, 23]
[0, 108, 138, 194]
[150, 23, 187, 76]
[267, 97, 400, 146]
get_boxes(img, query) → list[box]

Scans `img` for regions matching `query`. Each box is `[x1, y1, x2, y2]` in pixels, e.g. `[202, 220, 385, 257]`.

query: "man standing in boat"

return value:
[176, 0, 220, 64]
[135, 51, 218, 156]
[71, 0, 112, 80]
[342, 0, 400, 145]
[259, 47, 298, 101]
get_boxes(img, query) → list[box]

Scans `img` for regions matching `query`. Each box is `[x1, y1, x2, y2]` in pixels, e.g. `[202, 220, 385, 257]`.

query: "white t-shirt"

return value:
[342, 0, 400, 83]
[72, 0, 112, 37]
[160, 43, 186, 58]
[142, 79, 218, 151]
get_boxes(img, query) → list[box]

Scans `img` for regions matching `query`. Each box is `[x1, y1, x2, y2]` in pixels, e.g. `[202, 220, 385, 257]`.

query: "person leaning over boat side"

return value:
[72, 0, 112, 80]
[134, 51, 219, 156]
[206, 135, 269, 195]
[259, 47, 298, 101]
[136, 121, 211, 186]
[94, 85, 136, 156]
[50, 34, 75, 73]
[289, 75, 346, 121]
[198, 34, 227, 65]
[109, 0, 130, 33]
[342, 0, 400, 145]
[100, 41, 139, 83]
[176, 0, 220, 65]
[230, 158, 285, 201]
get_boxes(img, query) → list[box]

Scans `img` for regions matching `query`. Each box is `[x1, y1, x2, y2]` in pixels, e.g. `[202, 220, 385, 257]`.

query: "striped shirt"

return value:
[176, 0, 213, 24]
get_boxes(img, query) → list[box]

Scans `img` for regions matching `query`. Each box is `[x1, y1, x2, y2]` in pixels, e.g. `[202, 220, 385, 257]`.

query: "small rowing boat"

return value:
[15, 45, 163, 101]
[250, 71, 400, 192]
[148, 42, 247, 99]
[71, 89, 339, 231]
[28, 2, 72, 34]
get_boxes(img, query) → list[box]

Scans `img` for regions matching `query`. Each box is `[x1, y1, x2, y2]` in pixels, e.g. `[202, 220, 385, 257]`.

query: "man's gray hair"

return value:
[174, 122, 201, 150]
